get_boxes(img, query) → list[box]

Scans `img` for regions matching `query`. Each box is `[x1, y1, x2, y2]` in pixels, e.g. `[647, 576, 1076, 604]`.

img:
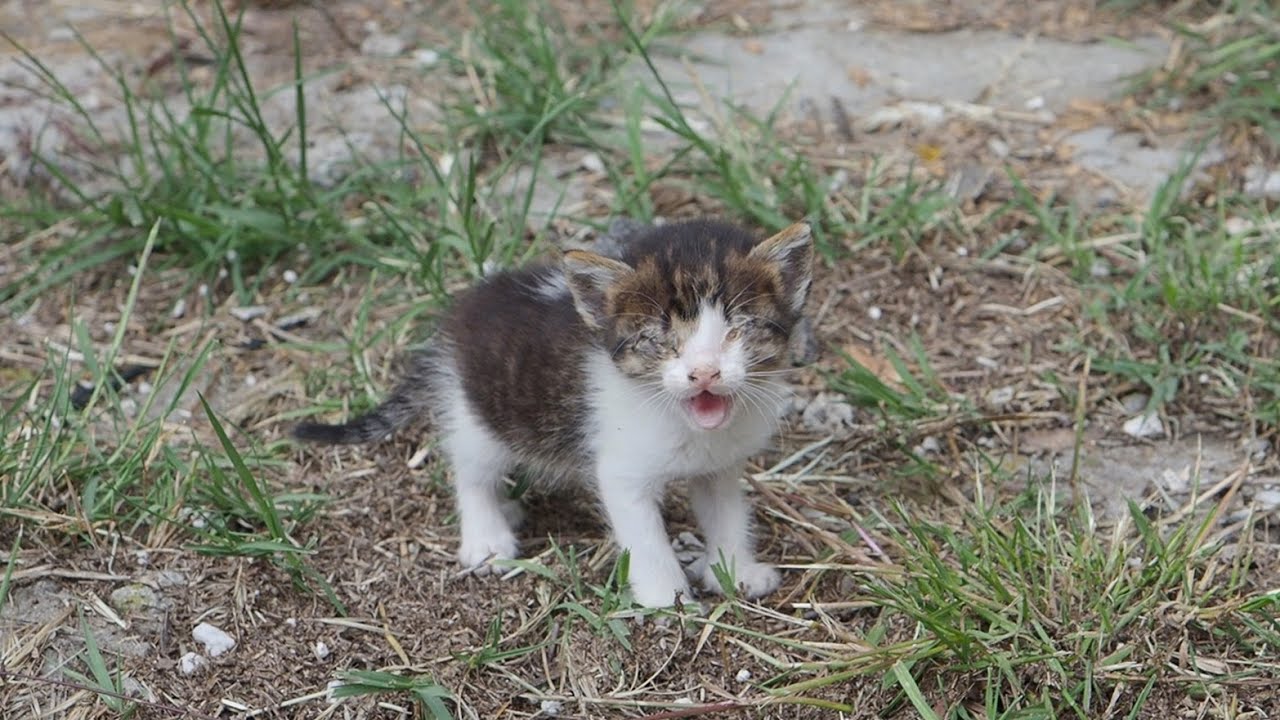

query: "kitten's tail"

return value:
[293, 351, 440, 445]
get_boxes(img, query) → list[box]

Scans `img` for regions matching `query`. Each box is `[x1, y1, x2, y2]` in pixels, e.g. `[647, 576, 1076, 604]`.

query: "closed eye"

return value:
[737, 314, 787, 336]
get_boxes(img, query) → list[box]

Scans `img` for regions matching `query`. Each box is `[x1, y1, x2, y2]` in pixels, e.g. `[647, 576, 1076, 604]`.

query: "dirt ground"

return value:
[2, 1, 1278, 718]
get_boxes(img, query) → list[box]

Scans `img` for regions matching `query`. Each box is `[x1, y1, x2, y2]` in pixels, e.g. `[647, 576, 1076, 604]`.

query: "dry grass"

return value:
[2, 1, 1279, 718]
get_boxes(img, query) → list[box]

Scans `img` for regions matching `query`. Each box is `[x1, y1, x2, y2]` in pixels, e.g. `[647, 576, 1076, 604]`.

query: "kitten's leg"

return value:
[597, 468, 692, 608]
[689, 467, 780, 598]
[443, 415, 519, 574]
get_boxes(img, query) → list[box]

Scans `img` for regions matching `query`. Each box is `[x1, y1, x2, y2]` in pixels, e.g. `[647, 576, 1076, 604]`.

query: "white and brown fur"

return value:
[295, 219, 814, 607]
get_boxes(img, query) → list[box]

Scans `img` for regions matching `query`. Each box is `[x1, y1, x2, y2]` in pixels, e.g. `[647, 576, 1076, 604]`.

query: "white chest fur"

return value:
[584, 352, 783, 482]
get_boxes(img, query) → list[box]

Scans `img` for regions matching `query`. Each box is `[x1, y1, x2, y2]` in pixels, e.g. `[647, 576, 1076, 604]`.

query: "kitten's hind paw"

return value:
[457, 535, 518, 576]
[695, 558, 781, 599]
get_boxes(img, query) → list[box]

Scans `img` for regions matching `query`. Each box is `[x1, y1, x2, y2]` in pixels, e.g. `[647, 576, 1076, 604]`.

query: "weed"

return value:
[1135, 0, 1280, 153]
[331, 669, 454, 720]
[63, 614, 137, 718]
[754, 480, 1279, 716]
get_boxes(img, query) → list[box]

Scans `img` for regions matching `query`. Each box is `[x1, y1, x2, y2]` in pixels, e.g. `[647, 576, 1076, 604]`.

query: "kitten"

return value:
[295, 219, 814, 608]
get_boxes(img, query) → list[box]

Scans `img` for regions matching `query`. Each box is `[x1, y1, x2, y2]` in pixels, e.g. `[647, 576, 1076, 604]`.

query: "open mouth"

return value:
[685, 391, 732, 430]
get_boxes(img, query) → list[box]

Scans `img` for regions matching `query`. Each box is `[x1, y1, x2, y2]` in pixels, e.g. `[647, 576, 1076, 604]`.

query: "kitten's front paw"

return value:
[695, 557, 781, 599]
[629, 568, 696, 609]
[457, 534, 518, 575]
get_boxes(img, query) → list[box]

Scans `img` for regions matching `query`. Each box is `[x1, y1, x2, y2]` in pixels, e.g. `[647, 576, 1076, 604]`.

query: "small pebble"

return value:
[285, 618, 298, 628]
[540, 699, 563, 717]
[1123, 412, 1163, 439]
[244, 375, 257, 388]
[178, 652, 207, 676]
[192, 622, 236, 657]
[735, 669, 752, 682]
[282, 269, 299, 284]
[109, 584, 158, 614]
[1254, 489, 1280, 512]
[580, 152, 605, 174]
[867, 306, 882, 321]
[230, 305, 268, 322]
[137, 381, 153, 396]
[198, 284, 209, 297]
[1243, 165, 1280, 200]
[325, 679, 345, 704]
[313, 641, 330, 660]
[414, 48, 441, 67]
[225, 249, 238, 262]
[985, 386, 1014, 408]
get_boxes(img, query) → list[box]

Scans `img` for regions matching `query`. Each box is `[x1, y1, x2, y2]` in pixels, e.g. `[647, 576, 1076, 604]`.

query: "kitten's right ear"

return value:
[562, 250, 633, 328]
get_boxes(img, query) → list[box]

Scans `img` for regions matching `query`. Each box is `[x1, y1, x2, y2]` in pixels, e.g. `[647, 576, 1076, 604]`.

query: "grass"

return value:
[1, 0, 1277, 717]
[1134, 0, 1280, 155]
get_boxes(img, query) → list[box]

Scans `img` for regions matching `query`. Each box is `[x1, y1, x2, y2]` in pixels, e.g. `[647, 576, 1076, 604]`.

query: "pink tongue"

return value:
[690, 392, 730, 429]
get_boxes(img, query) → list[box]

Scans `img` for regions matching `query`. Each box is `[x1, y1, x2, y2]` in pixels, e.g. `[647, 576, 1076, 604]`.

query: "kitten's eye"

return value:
[632, 333, 662, 353]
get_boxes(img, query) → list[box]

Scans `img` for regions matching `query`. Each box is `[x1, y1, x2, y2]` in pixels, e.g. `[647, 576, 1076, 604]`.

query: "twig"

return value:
[637, 700, 750, 719]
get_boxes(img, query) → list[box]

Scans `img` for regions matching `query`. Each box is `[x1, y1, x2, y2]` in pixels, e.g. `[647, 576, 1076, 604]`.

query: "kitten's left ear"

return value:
[749, 222, 814, 314]
[563, 250, 634, 328]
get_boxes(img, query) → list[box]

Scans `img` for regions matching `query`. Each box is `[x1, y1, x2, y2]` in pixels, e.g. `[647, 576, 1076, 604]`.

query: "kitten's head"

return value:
[564, 221, 814, 431]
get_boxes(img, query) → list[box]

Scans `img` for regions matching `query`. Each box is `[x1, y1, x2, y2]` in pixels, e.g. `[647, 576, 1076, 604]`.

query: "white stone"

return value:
[179, 652, 207, 676]
[229, 305, 268, 322]
[580, 152, 605, 174]
[414, 48, 441, 67]
[1243, 165, 1280, 200]
[313, 641, 330, 660]
[540, 699, 563, 716]
[192, 622, 236, 657]
[867, 306, 882, 320]
[986, 386, 1015, 408]
[1255, 489, 1280, 512]
[282, 269, 299, 284]
[1122, 412, 1163, 439]
[170, 298, 186, 318]
[735, 668, 752, 682]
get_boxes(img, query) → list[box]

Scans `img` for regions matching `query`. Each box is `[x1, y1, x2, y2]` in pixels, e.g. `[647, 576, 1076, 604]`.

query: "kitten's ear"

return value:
[562, 250, 634, 328]
[750, 222, 814, 313]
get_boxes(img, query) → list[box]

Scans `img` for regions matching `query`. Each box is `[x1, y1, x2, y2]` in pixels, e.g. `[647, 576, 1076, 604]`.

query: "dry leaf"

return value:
[914, 144, 944, 164]
[847, 66, 872, 87]
[842, 344, 904, 390]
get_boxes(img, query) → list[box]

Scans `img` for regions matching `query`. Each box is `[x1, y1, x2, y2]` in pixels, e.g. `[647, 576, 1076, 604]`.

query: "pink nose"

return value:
[688, 367, 721, 389]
